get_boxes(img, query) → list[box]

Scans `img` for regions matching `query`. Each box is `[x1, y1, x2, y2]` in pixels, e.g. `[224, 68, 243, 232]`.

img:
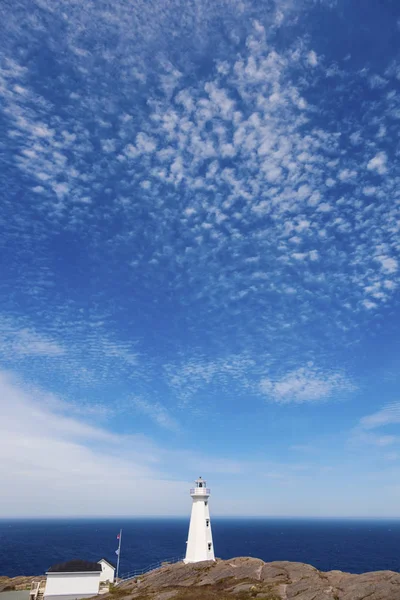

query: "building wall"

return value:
[184, 497, 215, 563]
[1, 592, 30, 600]
[98, 562, 115, 583]
[44, 572, 100, 598]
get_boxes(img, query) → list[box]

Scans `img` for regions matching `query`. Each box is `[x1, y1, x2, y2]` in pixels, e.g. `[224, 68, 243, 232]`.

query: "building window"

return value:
[206, 519, 209, 527]
[208, 543, 212, 551]
[205, 501, 208, 506]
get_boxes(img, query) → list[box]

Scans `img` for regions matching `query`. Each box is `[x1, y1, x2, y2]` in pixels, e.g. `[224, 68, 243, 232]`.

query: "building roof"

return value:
[48, 560, 102, 573]
[98, 558, 116, 570]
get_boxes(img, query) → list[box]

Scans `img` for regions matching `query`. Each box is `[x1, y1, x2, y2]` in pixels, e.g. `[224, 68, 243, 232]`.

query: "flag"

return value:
[117, 534, 120, 540]
[115, 548, 120, 556]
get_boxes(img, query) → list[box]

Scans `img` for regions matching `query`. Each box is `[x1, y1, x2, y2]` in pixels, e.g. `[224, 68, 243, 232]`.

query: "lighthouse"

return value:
[184, 477, 215, 563]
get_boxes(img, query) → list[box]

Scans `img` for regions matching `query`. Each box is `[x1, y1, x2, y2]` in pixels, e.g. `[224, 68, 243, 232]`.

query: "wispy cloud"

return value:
[0, 369, 194, 515]
[359, 402, 400, 431]
[351, 402, 400, 449]
[260, 366, 354, 403]
[0, 313, 144, 392]
[165, 355, 257, 403]
[0, 368, 322, 515]
[0, 318, 65, 357]
[130, 396, 179, 431]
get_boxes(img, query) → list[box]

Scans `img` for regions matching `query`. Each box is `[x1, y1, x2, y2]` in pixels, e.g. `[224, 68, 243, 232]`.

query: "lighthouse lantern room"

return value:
[184, 477, 215, 563]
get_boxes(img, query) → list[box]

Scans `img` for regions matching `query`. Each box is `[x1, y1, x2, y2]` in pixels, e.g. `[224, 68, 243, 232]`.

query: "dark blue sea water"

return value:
[1, 519, 400, 578]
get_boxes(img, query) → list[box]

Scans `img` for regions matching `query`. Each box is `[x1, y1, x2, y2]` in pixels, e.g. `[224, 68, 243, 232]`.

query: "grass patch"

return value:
[109, 585, 130, 598]
[168, 586, 281, 600]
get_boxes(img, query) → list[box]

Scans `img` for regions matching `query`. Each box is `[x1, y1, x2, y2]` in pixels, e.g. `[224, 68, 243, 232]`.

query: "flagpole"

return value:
[116, 529, 122, 581]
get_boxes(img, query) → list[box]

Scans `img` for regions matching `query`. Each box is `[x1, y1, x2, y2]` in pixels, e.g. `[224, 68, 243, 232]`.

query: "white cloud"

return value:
[367, 151, 388, 175]
[352, 404, 400, 451]
[317, 202, 333, 212]
[0, 370, 195, 516]
[384, 452, 399, 461]
[374, 435, 397, 446]
[1, 368, 322, 516]
[376, 255, 398, 274]
[136, 132, 157, 153]
[53, 182, 69, 198]
[165, 355, 257, 403]
[102, 139, 116, 153]
[338, 168, 357, 182]
[260, 366, 353, 403]
[292, 252, 307, 261]
[353, 431, 398, 447]
[131, 397, 179, 431]
[0, 322, 65, 357]
[362, 186, 376, 196]
[307, 51, 318, 67]
[1, 16, 399, 343]
[359, 402, 400, 430]
[362, 299, 377, 310]
[369, 74, 387, 89]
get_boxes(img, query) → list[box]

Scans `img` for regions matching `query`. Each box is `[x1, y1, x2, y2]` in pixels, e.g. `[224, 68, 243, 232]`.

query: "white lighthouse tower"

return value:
[184, 477, 215, 563]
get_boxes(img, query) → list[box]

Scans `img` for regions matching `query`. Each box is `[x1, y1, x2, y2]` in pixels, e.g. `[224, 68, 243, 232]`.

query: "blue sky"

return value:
[1, 0, 400, 517]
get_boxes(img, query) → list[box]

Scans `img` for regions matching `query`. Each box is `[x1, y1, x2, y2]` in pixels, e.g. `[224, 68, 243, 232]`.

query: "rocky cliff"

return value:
[105, 557, 400, 600]
[0, 575, 45, 592]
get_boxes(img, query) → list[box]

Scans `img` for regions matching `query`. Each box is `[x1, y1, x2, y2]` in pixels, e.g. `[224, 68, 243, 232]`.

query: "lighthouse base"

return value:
[183, 558, 216, 564]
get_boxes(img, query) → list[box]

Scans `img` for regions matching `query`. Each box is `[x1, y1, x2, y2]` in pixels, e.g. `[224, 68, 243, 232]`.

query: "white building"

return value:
[184, 477, 215, 563]
[44, 560, 102, 600]
[98, 559, 115, 584]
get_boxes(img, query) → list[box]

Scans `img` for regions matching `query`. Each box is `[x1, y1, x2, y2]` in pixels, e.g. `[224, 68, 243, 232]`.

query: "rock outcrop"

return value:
[0, 575, 45, 592]
[105, 557, 400, 600]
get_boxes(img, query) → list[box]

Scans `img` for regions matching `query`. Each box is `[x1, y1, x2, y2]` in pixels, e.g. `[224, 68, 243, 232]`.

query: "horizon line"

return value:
[2, 515, 400, 520]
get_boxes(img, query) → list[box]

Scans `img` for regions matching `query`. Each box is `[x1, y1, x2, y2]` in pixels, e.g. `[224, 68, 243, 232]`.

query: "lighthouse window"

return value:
[205, 501, 208, 506]
[199, 482, 203, 488]
[206, 519, 209, 527]
[208, 543, 212, 551]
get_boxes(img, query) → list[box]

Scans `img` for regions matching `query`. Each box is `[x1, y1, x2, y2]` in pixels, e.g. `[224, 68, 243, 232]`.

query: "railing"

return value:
[190, 488, 210, 495]
[118, 556, 184, 583]
[30, 581, 42, 600]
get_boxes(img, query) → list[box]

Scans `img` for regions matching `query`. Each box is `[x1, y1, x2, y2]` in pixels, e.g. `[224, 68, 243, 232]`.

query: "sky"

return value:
[1, 0, 400, 518]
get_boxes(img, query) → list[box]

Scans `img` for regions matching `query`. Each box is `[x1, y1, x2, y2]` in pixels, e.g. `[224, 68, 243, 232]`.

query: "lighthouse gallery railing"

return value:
[190, 488, 210, 494]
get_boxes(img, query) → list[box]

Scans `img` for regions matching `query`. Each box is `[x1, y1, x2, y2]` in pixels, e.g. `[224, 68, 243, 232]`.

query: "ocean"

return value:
[1, 518, 400, 578]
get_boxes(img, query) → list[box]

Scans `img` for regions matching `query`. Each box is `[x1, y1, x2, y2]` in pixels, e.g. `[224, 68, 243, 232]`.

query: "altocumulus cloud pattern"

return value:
[0, 0, 400, 517]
